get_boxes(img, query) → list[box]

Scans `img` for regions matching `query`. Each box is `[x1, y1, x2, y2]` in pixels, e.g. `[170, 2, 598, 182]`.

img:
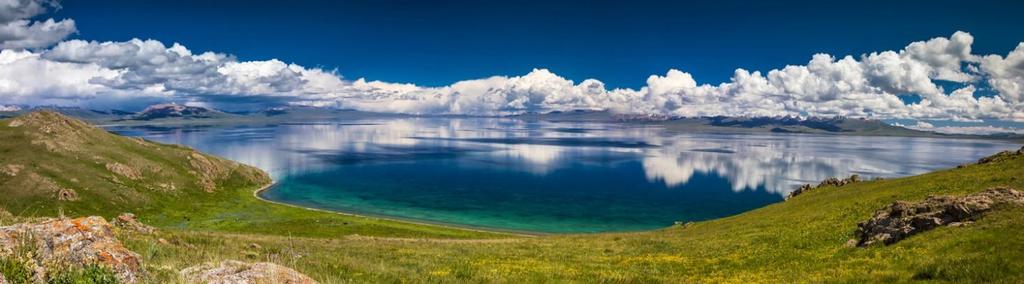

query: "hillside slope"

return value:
[0, 111, 503, 239]
[113, 146, 1024, 283]
[0, 111, 269, 216]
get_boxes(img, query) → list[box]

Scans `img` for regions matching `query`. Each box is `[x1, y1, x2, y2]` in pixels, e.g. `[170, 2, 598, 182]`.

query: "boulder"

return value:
[112, 213, 156, 234]
[854, 187, 1024, 247]
[0, 216, 144, 283]
[181, 260, 317, 284]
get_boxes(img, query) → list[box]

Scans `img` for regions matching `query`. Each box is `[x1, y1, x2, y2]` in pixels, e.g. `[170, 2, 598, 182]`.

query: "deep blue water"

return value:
[109, 118, 1019, 233]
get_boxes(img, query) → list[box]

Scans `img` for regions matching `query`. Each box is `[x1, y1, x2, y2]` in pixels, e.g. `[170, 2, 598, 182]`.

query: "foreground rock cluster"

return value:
[0, 215, 316, 283]
[854, 187, 1024, 247]
[0, 216, 143, 283]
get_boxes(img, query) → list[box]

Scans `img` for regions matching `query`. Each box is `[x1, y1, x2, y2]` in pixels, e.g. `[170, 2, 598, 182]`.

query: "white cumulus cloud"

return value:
[0, 5, 1024, 134]
[0, 0, 75, 49]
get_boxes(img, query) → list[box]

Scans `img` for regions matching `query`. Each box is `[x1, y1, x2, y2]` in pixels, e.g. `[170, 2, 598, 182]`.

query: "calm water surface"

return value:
[109, 118, 1018, 233]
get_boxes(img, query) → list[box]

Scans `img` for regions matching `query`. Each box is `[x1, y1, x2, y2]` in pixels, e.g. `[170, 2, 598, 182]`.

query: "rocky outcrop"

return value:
[181, 260, 318, 284]
[112, 213, 156, 234]
[188, 152, 231, 192]
[786, 174, 863, 200]
[106, 162, 141, 180]
[975, 146, 1024, 165]
[854, 187, 1024, 247]
[0, 216, 144, 283]
[0, 164, 22, 177]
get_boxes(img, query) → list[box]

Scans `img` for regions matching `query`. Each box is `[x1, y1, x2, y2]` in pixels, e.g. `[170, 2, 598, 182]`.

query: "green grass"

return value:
[4, 111, 1024, 282]
[134, 183, 508, 239]
[2, 252, 119, 284]
[107, 147, 1024, 283]
[45, 265, 119, 284]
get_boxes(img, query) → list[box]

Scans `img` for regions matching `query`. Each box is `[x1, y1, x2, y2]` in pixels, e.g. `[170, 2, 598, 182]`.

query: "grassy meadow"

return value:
[2, 111, 1023, 283]
[109, 146, 1024, 283]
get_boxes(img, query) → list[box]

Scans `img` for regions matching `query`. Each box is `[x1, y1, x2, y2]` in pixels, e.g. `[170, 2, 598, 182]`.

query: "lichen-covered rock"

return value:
[0, 216, 144, 283]
[112, 213, 156, 234]
[854, 187, 1024, 247]
[181, 260, 317, 284]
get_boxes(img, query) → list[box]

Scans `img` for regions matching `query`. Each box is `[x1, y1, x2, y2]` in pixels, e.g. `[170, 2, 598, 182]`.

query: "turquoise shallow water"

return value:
[110, 118, 1019, 233]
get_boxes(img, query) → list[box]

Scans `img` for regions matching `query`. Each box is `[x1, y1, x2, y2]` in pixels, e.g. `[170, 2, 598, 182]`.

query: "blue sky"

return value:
[56, 0, 1024, 89]
[1, 0, 1023, 133]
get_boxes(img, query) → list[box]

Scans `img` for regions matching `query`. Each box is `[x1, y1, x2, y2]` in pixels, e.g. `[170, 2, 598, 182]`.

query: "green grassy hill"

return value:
[0, 111, 269, 216]
[109, 148, 1023, 283]
[3, 111, 1023, 283]
[0, 111, 502, 239]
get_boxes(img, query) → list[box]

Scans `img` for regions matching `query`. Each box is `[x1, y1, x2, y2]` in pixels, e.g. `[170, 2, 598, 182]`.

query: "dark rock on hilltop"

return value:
[960, 145, 1024, 168]
[854, 187, 1024, 247]
[817, 175, 862, 187]
[976, 146, 1024, 165]
[785, 174, 863, 200]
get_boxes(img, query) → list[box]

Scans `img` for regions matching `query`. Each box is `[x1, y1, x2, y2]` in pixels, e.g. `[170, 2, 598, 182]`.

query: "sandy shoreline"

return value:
[251, 180, 540, 237]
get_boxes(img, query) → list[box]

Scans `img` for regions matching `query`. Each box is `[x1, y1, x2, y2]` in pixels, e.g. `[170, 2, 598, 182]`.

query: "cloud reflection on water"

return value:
[111, 118, 1017, 195]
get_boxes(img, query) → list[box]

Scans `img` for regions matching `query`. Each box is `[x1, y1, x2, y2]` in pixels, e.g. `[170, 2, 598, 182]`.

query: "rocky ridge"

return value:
[853, 187, 1024, 247]
[785, 174, 865, 200]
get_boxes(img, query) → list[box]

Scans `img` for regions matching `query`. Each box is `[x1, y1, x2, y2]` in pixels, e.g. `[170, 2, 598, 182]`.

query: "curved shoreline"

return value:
[251, 181, 541, 237]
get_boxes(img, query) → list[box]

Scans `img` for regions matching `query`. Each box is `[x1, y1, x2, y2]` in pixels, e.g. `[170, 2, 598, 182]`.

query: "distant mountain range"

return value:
[518, 110, 1022, 139]
[0, 105, 1019, 140]
[132, 103, 227, 120]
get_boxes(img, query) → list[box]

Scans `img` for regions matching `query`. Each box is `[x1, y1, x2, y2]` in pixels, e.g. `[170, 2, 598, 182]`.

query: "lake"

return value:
[109, 118, 1018, 233]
